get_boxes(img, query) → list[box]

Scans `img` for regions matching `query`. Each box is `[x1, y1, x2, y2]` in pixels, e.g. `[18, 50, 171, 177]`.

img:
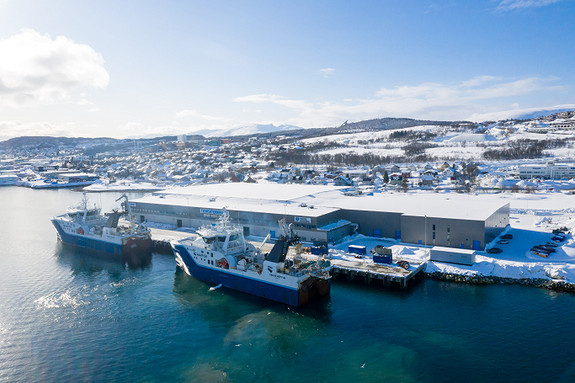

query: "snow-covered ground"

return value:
[83, 181, 165, 192]
[426, 145, 484, 160]
[329, 191, 575, 285]
[296, 118, 575, 162]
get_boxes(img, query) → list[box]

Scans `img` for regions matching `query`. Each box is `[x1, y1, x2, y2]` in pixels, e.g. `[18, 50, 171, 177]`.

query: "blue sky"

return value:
[0, 0, 574, 139]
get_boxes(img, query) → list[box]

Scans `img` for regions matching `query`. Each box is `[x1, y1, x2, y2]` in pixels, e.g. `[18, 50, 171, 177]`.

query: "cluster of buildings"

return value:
[2, 136, 483, 191]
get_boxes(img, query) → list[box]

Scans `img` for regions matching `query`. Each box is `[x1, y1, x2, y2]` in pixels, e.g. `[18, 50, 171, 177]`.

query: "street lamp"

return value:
[424, 215, 428, 258]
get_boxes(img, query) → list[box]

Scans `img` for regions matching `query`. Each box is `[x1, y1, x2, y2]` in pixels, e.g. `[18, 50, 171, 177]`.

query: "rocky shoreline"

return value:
[426, 272, 575, 294]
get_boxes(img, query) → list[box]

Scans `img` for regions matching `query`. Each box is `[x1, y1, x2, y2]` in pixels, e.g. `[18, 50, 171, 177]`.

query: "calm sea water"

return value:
[1, 187, 575, 383]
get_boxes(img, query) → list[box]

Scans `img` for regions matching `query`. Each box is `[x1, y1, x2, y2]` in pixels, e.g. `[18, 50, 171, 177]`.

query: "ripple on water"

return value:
[34, 290, 90, 310]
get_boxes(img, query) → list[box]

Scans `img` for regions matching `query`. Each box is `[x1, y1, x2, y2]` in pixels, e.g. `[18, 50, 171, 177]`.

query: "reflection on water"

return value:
[172, 268, 333, 322]
[55, 242, 152, 276]
[172, 269, 338, 383]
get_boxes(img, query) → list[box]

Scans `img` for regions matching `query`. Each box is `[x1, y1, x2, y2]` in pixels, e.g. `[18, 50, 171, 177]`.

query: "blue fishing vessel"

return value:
[51, 194, 152, 260]
[171, 212, 331, 307]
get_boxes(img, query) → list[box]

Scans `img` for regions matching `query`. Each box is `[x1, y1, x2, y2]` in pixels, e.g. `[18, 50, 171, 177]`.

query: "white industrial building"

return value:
[129, 183, 509, 250]
[519, 162, 575, 180]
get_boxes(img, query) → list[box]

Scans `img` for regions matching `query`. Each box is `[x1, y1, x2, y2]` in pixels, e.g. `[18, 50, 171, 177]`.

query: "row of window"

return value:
[431, 224, 451, 245]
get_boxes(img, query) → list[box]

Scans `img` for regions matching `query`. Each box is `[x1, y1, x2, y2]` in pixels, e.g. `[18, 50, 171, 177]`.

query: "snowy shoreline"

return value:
[327, 190, 575, 293]
[425, 272, 575, 293]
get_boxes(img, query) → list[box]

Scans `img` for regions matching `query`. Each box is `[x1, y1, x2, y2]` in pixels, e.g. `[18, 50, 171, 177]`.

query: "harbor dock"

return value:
[329, 258, 426, 289]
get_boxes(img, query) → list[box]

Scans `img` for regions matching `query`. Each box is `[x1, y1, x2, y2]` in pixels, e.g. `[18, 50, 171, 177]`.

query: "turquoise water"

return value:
[1, 187, 575, 382]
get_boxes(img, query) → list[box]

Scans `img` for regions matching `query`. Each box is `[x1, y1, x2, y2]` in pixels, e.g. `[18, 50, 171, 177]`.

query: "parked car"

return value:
[531, 246, 554, 255]
[501, 234, 513, 240]
[531, 250, 548, 258]
[487, 247, 502, 254]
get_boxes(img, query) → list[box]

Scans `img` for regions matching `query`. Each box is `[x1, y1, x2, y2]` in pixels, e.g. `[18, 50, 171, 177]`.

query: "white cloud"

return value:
[319, 67, 336, 78]
[496, 0, 562, 11]
[0, 29, 109, 107]
[468, 103, 575, 121]
[375, 76, 558, 102]
[0, 120, 75, 140]
[175, 109, 231, 123]
[234, 94, 311, 110]
[171, 109, 239, 135]
[235, 76, 566, 126]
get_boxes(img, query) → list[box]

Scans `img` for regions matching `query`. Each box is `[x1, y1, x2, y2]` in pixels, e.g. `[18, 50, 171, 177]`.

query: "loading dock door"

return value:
[473, 240, 481, 251]
[395, 231, 401, 240]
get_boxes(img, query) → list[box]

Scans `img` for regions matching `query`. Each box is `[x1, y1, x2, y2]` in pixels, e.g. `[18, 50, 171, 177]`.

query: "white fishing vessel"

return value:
[51, 194, 152, 260]
[171, 212, 331, 306]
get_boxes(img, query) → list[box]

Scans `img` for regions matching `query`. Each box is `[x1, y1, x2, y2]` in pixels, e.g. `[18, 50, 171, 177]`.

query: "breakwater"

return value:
[426, 271, 575, 293]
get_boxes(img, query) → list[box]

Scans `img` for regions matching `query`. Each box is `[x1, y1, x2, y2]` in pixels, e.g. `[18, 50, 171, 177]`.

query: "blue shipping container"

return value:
[373, 254, 392, 264]
[311, 246, 328, 255]
[348, 245, 366, 255]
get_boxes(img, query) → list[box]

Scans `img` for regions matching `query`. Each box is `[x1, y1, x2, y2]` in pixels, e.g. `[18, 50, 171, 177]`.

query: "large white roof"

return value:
[158, 183, 346, 201]
[133, 183, 511, 221]
[134, 191, 339, 217]
[297, 190, 508, 221]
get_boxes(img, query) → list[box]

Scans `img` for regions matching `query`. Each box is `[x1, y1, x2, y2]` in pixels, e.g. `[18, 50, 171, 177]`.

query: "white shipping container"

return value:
[429, 246, 476, 266]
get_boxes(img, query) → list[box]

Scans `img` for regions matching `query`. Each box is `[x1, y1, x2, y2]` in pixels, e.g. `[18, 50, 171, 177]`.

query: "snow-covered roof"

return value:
[156, 183, 348, 201]
[133, 192, 339, 217]
[295, 189, 509, 221]
[134, 183, 509, 222]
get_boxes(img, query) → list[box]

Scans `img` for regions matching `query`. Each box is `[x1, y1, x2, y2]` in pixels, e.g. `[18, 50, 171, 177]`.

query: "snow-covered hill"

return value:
[293, 111, 575, 162]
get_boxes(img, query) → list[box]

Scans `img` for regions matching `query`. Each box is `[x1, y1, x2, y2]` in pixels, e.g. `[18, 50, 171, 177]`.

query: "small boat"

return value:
[51, 194, 152, 261]
[171, 212, 331, 307]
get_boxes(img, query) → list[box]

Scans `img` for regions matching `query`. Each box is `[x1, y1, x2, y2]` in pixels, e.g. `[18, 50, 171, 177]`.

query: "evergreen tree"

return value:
[400, 176, 409, 192]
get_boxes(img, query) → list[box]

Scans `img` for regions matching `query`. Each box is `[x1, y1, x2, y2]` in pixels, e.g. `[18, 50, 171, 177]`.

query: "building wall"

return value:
[400, 215, 485, 250]
[519, 164, 575, 179]
[131, 201, 341, 243]
[291, 228, 328, 243]
[315, 211, 343, 227]
[321, 223, 356, 243]
[339, 209, 402, 238]
[484, 203, 510, 244]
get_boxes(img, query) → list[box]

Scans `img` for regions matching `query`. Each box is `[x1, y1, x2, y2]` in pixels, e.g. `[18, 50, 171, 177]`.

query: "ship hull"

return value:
[51, 219, 152, 259]
[28, 180, 98, 189]
[173, 244, 329, 307]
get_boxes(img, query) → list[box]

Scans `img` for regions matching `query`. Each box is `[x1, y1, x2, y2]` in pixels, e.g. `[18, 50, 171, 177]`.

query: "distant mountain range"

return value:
[191, 123, 302, 138]
[228, 118, 460, 141]
[1, 110, 573, 153]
